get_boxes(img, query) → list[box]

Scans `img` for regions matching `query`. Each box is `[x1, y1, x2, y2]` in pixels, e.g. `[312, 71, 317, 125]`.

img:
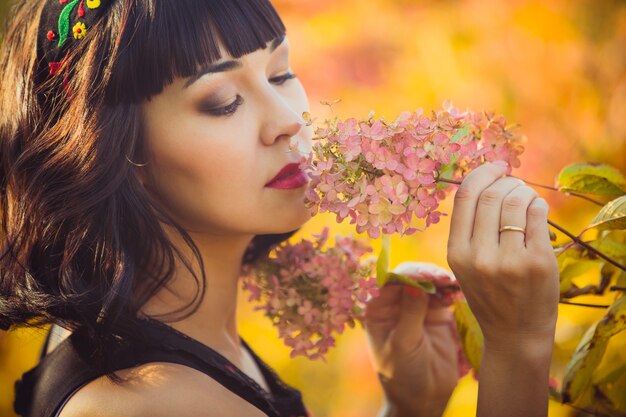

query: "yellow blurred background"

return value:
[1, 0, 625, 416]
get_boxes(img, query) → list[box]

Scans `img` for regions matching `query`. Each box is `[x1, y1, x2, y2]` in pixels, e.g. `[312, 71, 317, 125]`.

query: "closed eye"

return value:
[201, 95, 243, 117]
[269, 72, 297, 86]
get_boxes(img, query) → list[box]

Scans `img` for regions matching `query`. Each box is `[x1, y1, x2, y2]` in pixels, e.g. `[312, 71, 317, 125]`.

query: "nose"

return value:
[259, 90, 305, 147]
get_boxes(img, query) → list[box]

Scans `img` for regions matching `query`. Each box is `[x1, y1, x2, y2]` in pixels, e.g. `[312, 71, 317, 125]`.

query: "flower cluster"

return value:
[240, 227, 380, 361]
[302, 102, 525, 238]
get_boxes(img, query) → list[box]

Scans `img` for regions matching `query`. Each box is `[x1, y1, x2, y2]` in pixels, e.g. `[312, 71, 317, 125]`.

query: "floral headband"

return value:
[38, 0, 114, 78]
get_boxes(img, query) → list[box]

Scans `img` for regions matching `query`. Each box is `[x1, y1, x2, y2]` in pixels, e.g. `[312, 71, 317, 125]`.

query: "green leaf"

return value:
[453, 299, 484, 375]
[562, 296, 626, 403]
[435, 125, 470, 192]
[384, 272, 437, 294]
[557, 246, 596, 293]
[587, 195, 626, 232]
[617, 270, 626, 289]
[559, 259, 599, 293]
[450, 124, 471, 144]
[589, 238, 626, 262]
[376, 235, 390, 287]
[435, 162, 456, 191]
[595, 362, 626, 385]
[436, 156, 459, 189]
[57, 0, 81, 48]
[556, 163, 626, 196]
[593, 363, 626, 413]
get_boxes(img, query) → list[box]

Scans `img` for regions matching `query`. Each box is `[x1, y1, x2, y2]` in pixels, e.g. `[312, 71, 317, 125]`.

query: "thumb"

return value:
[391, 286, 430, 352]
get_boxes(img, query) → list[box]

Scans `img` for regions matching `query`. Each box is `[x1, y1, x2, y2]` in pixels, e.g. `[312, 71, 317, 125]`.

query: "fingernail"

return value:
[535, 197, 548, 210]
[404, 286, 422, 298]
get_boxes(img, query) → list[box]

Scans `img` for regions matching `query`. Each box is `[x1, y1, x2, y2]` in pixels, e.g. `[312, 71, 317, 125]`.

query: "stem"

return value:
[436, 178, 626, 273]
[547, 219, 626, 272]
[436, 177, 605, 206]
[436, 177, 462, 186]
[562, 402, 612, 417]
[385, 281, 461, 292]
[559, 300, 609, 309]
[561, 284, 605, 298]
[610, 286, 626, 292]
[361, 167, 379, 176]
[517, 179, 605, 206]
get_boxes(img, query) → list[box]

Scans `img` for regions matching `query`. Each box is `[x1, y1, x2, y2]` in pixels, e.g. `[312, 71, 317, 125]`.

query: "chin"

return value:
[266, 205, 312, 234]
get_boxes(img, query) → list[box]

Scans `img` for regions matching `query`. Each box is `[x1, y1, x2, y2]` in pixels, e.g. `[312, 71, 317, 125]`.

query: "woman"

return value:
[0, 0, 559, 416]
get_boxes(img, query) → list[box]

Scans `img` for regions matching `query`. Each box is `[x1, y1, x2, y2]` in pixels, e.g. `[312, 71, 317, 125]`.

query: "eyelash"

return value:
[203, 72, 298, 117]
[204, 95, 244, 117]
[270, 72, 298, 86]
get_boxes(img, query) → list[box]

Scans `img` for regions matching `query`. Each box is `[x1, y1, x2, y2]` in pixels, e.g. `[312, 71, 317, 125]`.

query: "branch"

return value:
[547, 219, 626, 272]
[562, 402, 613, 417]
[561, 284, 605, 298]
[436, 176, 605, 206]
[559, 300, 610, 309]
[515, 179, 605, 206]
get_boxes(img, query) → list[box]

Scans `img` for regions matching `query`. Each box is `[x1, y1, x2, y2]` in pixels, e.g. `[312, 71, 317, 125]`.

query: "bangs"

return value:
[105, 0, 286, 104]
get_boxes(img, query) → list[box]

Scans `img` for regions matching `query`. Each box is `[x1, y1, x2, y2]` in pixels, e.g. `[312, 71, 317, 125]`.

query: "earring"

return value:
[125, 155, 150, 167]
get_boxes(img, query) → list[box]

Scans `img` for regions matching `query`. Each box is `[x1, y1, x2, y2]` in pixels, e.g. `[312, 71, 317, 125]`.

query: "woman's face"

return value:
[138, 36, 313, 236]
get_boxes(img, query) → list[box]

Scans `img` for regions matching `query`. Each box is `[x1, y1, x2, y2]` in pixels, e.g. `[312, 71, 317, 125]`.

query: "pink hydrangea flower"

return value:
[301, 103, 525, 238]
[240, 227, 380, 361]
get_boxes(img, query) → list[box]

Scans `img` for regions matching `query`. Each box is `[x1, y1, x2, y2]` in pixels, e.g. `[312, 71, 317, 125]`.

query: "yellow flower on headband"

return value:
[73, 22, 87, 40]
[87, 0, 101, 9]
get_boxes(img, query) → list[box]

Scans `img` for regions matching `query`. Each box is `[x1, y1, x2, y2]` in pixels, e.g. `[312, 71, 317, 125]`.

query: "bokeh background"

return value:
[1, 0, 625, 416]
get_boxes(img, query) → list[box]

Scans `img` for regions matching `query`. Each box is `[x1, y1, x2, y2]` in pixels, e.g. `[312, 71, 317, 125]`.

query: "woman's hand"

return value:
[361, 262, 461, 417]
[446, 161, 560, 417]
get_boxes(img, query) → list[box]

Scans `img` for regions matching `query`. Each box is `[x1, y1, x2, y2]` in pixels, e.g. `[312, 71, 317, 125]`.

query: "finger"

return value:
[448, 162, 508, 250]
[362, 284, 403, 345]
[423, 305, 454, 325]
[472, 176, 526, 246]
[392, 286, 430, 352]
[429, 289, 457, 309]
[498, 185, 538, 250]
[525, 197, 552, 251]
[364, 283, 403, 314]
[392, 261, 458, 309]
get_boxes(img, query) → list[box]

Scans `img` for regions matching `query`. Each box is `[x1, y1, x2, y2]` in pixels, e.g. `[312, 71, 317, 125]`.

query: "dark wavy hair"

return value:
[0, 0, 298, 355]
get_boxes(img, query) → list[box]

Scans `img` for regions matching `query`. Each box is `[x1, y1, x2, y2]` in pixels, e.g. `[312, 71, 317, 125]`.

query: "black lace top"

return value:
[13, 318, 311, 417]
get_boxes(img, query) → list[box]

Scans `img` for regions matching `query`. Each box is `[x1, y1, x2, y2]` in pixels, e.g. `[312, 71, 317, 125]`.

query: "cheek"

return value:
[143, 120, 261, 228]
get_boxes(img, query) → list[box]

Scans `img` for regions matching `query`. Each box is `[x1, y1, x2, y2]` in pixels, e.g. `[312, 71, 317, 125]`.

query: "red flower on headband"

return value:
[48, 61, 63, 75]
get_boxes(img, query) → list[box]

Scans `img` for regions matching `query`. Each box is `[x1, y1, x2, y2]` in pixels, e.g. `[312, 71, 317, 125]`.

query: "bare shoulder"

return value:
[57, 362, 269, 417]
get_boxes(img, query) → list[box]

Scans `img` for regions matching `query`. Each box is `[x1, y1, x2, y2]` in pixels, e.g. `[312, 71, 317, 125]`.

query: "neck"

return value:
[140, 226, 255, 363]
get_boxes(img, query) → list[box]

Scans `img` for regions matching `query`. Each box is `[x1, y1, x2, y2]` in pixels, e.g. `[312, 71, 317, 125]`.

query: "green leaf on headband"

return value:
[58, 0, 81, 48]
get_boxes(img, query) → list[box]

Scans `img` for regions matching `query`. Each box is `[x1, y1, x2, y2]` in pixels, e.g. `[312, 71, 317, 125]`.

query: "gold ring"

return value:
[499, 225, 526, 234]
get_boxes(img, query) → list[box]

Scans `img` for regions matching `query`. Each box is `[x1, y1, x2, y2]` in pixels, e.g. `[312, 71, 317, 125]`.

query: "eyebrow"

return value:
[183, 35, 286, 89]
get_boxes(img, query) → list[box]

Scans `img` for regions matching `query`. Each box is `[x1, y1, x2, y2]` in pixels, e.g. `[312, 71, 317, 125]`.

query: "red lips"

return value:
[265, 163, 308, 190]
[265, 162, 304, 186]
